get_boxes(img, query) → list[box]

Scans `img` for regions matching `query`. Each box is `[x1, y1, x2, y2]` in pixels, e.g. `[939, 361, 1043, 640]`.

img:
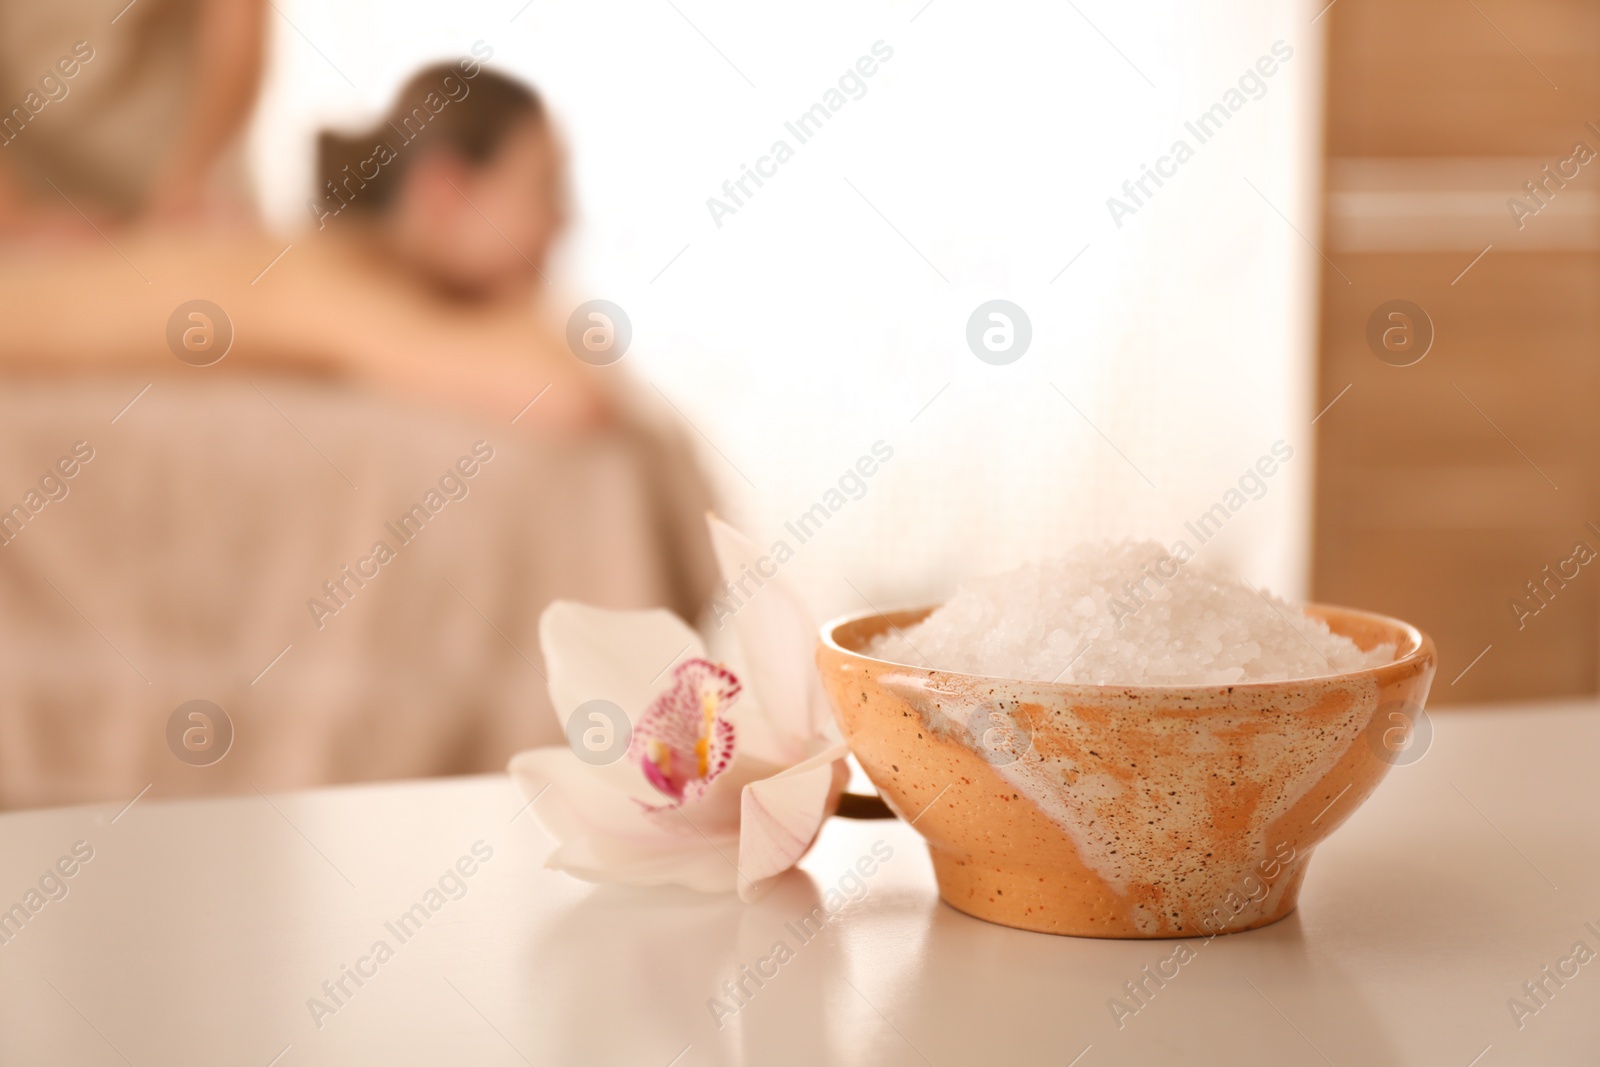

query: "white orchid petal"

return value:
[510, 747, 659, 844]
[737, 741, 851, 902]
[707, 517, 836, 763]
[539, 601, 706, 726]
[511, 747, 743, 893]
[538, 601, 706, 804]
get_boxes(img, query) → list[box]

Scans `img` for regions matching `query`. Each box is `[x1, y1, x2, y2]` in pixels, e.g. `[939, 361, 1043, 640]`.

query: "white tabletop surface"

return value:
[1, 701, 1597, 1066]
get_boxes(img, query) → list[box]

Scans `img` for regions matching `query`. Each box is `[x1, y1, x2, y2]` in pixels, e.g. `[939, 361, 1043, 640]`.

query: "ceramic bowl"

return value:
[817, 604, 1435, 938]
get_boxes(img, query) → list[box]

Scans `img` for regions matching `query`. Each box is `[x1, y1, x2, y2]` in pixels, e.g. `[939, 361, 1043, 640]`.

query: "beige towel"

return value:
[0, 375, 717, 809]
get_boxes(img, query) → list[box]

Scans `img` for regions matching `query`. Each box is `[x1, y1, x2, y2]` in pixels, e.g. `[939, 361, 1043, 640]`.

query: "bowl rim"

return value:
[818, 600, 1435, 693]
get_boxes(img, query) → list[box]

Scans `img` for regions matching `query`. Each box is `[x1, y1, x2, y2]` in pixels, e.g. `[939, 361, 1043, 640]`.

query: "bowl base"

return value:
[928, 845, 1308, 939]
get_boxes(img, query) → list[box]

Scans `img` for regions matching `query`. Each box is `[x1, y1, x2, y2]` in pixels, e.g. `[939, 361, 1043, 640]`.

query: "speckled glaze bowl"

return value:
[818, 604, 1435, 938]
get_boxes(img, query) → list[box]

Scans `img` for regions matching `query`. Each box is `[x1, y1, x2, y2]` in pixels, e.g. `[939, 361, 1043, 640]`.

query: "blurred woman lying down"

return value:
[0, 63, 611, 435]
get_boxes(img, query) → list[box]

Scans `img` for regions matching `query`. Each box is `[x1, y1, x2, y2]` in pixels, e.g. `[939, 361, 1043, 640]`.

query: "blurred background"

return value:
[0, 0, 1586, 808]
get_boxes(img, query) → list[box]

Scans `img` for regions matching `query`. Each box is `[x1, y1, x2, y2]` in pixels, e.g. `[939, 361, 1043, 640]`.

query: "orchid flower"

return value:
[509, 517, 850, 901]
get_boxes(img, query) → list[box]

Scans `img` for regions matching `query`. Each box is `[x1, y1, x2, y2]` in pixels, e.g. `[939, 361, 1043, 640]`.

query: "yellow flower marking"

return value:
[646, 738, 672, 780]
[694, 689, 718, 777]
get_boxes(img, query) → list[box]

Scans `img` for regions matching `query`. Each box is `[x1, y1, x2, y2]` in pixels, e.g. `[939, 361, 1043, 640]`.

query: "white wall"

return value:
[251, 0, 1325, 618]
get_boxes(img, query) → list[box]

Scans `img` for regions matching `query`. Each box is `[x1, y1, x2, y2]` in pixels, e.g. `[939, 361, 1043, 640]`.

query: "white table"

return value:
[1, 702, 1596, 1066]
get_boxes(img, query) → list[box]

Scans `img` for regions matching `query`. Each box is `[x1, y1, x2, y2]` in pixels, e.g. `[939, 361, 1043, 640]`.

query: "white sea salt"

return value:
[869, 541, 1394, 685]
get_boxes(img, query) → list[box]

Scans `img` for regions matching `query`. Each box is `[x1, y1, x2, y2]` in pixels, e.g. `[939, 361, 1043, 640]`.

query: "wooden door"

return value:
[1315, 0, 1600, 702]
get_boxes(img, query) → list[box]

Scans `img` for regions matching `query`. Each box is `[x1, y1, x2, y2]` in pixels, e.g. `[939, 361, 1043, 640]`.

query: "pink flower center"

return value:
[632, 658, 739, 807]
